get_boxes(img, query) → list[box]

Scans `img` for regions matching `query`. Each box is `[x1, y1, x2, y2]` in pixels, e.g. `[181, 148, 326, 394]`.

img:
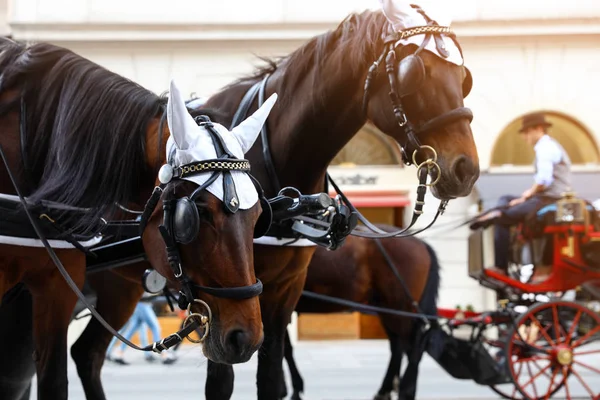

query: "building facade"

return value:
[4, 0, 600, 336]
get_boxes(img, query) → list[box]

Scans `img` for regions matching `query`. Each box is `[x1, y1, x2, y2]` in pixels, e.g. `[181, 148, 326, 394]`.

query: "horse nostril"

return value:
[226, 329, 249, 353]
[452, 156, 475, 185]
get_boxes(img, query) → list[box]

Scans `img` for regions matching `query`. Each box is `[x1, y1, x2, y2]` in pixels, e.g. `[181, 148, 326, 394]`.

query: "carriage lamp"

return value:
[555, 191, 587, 224]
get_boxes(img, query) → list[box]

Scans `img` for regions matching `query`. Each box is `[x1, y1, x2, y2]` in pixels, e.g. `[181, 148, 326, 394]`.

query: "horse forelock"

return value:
[0, 38, 167, 234]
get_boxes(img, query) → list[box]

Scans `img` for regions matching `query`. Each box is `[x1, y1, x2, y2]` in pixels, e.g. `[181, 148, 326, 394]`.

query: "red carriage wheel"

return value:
[489, 381, 565, 400]
[505, 301, 600, 400]
[489, 383, 528, 399]
[485, 337, 565, 400]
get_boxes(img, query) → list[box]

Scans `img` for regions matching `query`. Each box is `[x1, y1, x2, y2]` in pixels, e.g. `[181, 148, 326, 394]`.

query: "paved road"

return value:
[29, 338, 599, 400]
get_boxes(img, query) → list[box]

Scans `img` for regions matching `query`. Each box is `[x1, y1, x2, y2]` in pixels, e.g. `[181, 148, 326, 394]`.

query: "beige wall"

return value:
[461, 34, 600, 170]
[50, 40, 304, 99]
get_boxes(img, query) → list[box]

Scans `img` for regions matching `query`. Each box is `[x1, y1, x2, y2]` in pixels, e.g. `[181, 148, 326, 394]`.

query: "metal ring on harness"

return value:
[412, 144, 438, 166]
[183, 299, 212, 343]
[416, 159, 442, 187]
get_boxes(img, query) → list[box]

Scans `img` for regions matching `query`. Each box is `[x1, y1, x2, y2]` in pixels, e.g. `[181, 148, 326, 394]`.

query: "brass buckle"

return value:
[412, 145, 438, 166]
[413, 145, 441, 187]
[183, 299, 212, 343]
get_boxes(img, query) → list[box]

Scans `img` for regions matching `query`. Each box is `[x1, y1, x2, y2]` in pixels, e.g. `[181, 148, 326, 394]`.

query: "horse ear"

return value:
[167, 79, 199, 150]
[231, 93, 278, 154]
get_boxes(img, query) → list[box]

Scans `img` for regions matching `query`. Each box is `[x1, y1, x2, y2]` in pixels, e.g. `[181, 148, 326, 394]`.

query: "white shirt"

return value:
[533, 135, 569, 187]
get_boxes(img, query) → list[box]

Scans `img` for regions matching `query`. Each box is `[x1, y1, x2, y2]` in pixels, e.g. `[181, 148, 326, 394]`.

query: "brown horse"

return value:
[279, 225, 440, 400]
[0, 37, 268, 399]
[20, 7, 478, 400]
[199, 9, 477, 399]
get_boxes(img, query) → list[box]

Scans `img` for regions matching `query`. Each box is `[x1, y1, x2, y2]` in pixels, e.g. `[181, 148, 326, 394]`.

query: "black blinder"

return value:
[173, 197, 199, 244]
[463, 66, 473, 98]
[254, 195, 272, 238]
[397, 54, 426, 96]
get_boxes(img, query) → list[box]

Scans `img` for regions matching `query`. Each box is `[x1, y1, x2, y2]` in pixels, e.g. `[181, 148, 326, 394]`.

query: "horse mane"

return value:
[0, 37, 167, 233]
[222, 10, 388, 110]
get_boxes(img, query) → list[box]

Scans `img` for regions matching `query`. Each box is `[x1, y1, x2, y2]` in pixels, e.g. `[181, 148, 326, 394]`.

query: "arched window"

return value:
[490, 111, 599, 166]
[332, 123, 404, 166]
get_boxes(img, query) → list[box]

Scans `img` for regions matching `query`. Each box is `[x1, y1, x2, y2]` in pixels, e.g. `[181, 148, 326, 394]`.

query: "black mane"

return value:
[0, 37, 166, 233]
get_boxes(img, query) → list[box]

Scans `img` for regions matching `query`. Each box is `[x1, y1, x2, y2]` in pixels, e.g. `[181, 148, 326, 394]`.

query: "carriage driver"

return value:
[471, 112, 572, 280]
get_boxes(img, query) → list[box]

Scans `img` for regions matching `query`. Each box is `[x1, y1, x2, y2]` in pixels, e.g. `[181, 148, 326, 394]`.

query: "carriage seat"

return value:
[528, 192, 600, 269]
[525, 194, 599, 237]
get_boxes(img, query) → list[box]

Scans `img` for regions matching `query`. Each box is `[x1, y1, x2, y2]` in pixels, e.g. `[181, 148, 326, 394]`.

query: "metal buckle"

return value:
[183, 299, 212, 343]
[411, 145, 438, 166]
[412, 145, 441, 187]
[416, 159, 441, 187]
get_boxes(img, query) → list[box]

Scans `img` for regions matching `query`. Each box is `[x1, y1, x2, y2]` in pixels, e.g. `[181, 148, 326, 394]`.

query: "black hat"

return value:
[519, 112, 552, 133]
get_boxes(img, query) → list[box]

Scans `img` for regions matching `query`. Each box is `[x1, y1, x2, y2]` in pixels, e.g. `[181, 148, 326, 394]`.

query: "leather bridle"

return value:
[139, 115, 265, 309]
[362, 8, 473, 176]
[138, 114, 266, 342]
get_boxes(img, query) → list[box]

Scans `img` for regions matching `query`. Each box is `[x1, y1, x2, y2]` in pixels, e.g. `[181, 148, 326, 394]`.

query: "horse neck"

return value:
[266, 38, 382, 194]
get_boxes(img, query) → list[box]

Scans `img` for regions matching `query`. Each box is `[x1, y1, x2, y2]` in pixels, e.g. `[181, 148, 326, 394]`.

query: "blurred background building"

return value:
[3, 0, 600, 340]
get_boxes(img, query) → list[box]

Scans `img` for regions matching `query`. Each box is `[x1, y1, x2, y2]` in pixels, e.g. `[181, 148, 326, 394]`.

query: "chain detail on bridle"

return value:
[177, 159, 250, 178]
[393, 25, 453, 41]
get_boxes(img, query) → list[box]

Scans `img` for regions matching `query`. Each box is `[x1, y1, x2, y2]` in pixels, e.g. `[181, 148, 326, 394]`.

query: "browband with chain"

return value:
[392, 25, 453, 41]
[174, 159, 250, 179]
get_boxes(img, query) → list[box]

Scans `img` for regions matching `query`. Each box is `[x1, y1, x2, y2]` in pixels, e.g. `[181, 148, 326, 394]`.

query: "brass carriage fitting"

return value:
[498, 299, 509, 309]
[556, 348, 573, 366]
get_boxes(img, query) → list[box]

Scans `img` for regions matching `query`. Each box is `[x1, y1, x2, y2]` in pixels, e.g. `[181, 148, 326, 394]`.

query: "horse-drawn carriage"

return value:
[0, 4, 482, 397]
[432, 191, 600, 399]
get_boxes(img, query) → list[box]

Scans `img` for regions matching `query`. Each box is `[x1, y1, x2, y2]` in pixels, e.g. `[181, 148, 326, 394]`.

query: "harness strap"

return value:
[190, 279, 264, 300]
[373, 239, 429, 326]
[256, 75, 282, 193]
[231, 77, 281, 192]
[417, 107, 473, 134]
[230, 81, 262, 129]
[300, 290, 440, 321]
[19, 96, 33, 193]
[139, 185, 165, 235]
[40, 214, 98, 256]
[325, 167, 447, 239]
